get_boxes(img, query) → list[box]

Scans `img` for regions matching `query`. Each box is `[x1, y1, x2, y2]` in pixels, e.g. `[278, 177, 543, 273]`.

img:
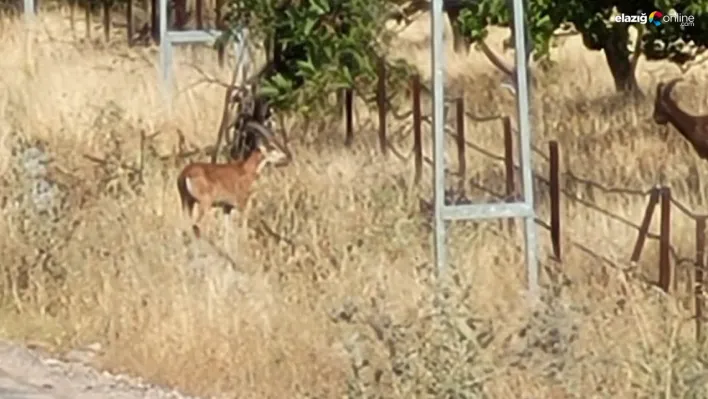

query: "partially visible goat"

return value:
[653, 78, 708, 159]
[177, 121, 291, 238]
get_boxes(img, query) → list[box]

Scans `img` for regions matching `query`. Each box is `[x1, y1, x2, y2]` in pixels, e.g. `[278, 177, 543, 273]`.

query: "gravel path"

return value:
[0, 340, 201, 399]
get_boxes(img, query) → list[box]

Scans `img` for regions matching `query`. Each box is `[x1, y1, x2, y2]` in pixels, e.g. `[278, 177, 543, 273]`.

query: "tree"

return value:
[219, 0, 414, 114]
[454, 0, 708, 94]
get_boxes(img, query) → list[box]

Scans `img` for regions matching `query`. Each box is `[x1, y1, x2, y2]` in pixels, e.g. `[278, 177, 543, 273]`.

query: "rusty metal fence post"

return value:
[102, 0, 111, 42]
[344, 89, 354, 147]
[502, 116, 515, 231]
[631, 188, 660, 263]
[659, 187, 672, 293]
[151, 0, 158, 42]
[196, 0, 203, 29]
[412, 75, 423, 183]
[376, 58, 387, 155]
[455, 96, 466, 191]
[696, 217, 706, 342]
[216, 0, 224, 66]
[503, 117, 515, 200]
[85, 2, 92, 39]
[126, 0, 133, 45]
[549, 140, 561, 261]
[70, 0, 76, 34]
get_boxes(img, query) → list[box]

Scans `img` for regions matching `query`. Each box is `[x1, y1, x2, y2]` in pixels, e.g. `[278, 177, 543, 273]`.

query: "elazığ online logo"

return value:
[615, 10, 694, 27]
[648, 11, 663, 26]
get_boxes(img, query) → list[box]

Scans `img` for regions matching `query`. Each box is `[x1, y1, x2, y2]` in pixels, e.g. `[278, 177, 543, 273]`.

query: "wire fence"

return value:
[341, 61, 708, 343]
[12, 0, 225, 52]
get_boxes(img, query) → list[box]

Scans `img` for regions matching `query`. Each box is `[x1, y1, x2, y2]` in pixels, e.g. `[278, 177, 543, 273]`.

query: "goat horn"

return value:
[241, 60, 275, 88]
[661, 77, 683, 100]
[243, 120, 293, 162]
[477, 40, 514, 76]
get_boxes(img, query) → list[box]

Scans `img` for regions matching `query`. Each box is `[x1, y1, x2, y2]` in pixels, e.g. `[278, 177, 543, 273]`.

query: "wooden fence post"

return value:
[377, 58, 387, 155]
[696, 217, 706, 342]
[549, 140, 561, 261]
[631, 188, 660, 263]
[659, 187, 672, 293]
[344, 89, 354, 147]
[412, 75, 423, 183]
[455, 96, 466, 191]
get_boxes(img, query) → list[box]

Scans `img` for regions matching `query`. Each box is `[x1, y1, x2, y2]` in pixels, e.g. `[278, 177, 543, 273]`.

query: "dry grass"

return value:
[2, 10, 708, 398]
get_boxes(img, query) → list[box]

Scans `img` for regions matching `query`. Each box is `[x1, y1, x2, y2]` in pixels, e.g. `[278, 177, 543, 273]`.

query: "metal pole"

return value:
[159, 0, 172, 101]
[240, 29, 251, 80]
[233, 29, 250, 93]
[505, 0, 533, 62]
[24, 0, 35, 21]
[511, 0, 539, 297]
[431, 0, 447, 277]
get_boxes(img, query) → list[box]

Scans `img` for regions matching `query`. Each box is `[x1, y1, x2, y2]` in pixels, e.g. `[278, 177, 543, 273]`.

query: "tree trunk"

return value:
[603, 23, 641, 94]
[446, 9, 469, 54]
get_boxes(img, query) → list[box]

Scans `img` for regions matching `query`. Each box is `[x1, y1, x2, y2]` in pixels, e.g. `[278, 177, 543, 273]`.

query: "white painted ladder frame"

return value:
[429, 0, 539, 297]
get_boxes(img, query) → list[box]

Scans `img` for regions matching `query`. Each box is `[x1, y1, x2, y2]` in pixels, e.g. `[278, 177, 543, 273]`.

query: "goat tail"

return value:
[176, 174, 193, 214]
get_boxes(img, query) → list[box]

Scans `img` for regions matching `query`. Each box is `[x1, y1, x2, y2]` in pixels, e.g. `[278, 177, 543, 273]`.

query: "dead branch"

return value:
[198, 234, 245, 273]
[254, 220, 297, 249]
[182, 63, 234, 92]
[82, 154, 140, 173]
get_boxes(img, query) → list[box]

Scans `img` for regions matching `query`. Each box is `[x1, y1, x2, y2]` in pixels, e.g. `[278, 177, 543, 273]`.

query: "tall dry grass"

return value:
[2, 10, 708, 398]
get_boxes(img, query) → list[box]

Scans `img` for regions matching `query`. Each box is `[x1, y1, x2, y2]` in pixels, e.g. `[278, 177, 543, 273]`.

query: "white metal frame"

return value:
[430, 0, 538, 296]
[23, 0, 34, 21]
[158, 0, 248, 98]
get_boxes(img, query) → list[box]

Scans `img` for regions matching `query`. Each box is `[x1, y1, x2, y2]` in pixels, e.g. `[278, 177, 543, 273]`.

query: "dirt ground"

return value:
[0, 339, 202, 399]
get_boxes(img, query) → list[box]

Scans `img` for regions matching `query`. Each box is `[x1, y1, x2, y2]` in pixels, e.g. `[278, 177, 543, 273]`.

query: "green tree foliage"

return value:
[220, 0, 414, 114]
[456, 0, 708, 93]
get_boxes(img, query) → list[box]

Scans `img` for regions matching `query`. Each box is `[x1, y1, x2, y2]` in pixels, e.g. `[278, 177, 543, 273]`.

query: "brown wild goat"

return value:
[654, 78, 708, 159]
[177, 121, 291, 238]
